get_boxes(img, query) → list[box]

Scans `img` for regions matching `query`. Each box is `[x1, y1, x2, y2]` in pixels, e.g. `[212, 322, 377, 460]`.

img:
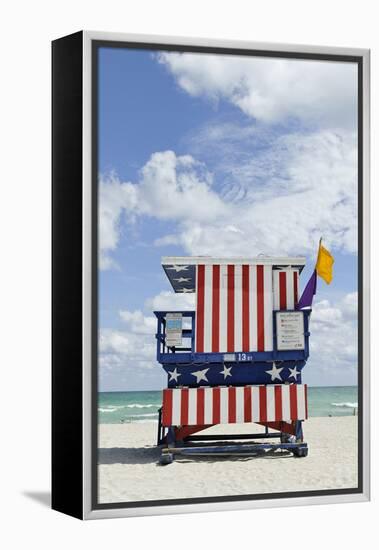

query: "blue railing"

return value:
[154, 310, 195, 356]
[154, 309, 311, 366]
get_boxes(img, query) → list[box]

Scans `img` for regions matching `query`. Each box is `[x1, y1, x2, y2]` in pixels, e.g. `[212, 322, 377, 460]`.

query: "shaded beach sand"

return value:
[98, 416, 358, 503]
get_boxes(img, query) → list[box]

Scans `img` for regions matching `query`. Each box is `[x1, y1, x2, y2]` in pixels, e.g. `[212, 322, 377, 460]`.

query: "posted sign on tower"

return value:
[276, 311, 305, 350]
[165, 313, 183, 347]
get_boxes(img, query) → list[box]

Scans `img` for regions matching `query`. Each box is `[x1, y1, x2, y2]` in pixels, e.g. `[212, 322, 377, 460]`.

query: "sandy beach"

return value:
[98, 417, 358, 503]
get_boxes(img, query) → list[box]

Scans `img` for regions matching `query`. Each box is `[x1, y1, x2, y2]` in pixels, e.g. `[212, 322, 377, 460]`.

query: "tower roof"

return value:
[162, 256, 306, 293]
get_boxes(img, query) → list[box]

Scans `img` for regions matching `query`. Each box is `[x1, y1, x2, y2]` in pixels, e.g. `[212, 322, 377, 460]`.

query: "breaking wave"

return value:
[331, 402, 358, 409]
[98, 407, 122, 413]
[99, 403, 159, 413]
[126, 403, 158, 409]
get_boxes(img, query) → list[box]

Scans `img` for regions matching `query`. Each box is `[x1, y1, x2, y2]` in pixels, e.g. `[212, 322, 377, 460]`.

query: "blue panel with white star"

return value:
[162, 264, 196, 293]
[163, 360, 305, 388]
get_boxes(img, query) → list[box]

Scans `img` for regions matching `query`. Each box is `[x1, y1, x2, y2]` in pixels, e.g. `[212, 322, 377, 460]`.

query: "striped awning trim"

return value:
[162, 384, 308, 427]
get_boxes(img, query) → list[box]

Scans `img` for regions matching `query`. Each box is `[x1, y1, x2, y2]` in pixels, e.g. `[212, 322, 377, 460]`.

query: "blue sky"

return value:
[98, 46, 358, 391]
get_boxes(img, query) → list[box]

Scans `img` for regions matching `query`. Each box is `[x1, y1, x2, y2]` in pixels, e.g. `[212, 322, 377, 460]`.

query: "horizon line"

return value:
[99, 384, 358, 393]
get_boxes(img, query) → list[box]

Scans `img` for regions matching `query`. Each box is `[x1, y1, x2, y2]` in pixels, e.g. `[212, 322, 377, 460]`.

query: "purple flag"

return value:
[296, 269, 317, 310]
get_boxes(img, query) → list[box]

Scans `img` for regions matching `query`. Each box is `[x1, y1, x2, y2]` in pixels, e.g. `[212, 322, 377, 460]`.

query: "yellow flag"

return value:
[316, 243, 334, 284]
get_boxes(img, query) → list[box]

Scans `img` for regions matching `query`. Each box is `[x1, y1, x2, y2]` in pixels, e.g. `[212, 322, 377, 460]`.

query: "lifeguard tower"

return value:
[155, 256, 311, 464]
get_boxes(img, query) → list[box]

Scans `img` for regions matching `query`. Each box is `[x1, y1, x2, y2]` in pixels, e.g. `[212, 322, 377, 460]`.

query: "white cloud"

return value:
[99, 172, 137, 269]
[311, 300, 343, 324]
[99, 289, 195, 390]
[156, 129, 357, 257]
[119, 309, 156, 335]
[99, 326, 158, 391]
[99, 56, 358, 268]
[137, 151, 226, 222]
[340, 291, 358, 319]
[305, 293, 358, 386]
[145, 290, 195, 311]
[100, 329, 155, 361]
[99, 151, 225, 269]
[157, 52, 357, 129]
[100, 125, 357, 269]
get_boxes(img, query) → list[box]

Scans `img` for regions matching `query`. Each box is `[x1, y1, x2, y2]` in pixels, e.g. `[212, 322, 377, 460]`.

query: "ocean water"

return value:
[98, 386, 358, 424]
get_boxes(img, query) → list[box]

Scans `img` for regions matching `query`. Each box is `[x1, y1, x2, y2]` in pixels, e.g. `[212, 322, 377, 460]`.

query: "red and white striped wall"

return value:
[195, 264, 273, 353]
[162, 384, 308, 427]
[273, 268, 299, 310]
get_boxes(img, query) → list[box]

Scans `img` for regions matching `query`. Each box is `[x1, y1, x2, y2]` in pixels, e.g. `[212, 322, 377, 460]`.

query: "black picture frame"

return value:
[52, 31, 370, 520]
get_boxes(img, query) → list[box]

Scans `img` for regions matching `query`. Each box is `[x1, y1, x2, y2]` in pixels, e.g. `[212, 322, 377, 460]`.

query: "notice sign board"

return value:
[276, 311, 305, 350]
[165, 313, 183, 347]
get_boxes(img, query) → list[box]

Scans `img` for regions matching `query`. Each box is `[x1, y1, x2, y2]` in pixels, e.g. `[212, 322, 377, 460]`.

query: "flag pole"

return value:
[315, 236, 323, 269]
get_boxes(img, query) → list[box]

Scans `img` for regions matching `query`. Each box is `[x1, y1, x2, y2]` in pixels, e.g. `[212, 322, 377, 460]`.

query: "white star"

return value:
[288, 366, 300, 380]
[166, 265, 189, 272]
[174, 277, 191, 283]
[220, 365, 232, 379]
[177, 288, 194, 293]
[265, 363, 284, 382]
[191, 368, 209, 383]
[168, 368, 181, 382]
